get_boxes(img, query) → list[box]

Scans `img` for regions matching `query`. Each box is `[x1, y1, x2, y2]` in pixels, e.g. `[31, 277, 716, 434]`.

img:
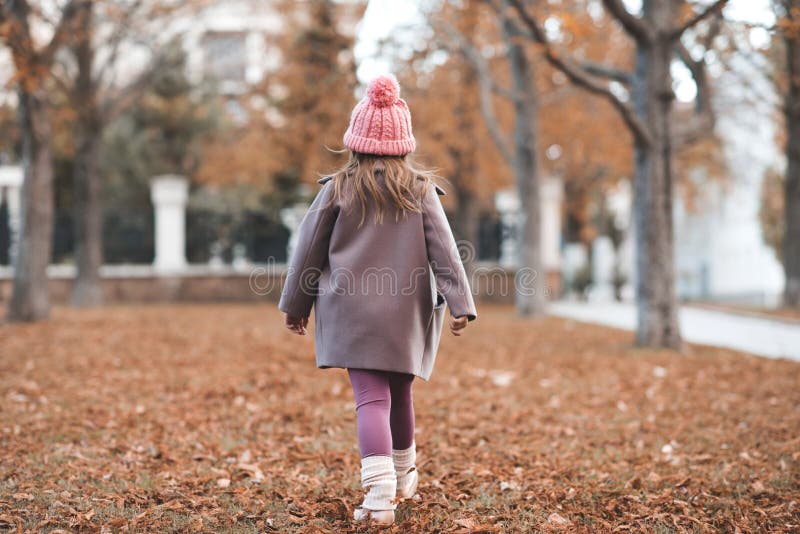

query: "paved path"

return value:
[549, 301, 800, 361]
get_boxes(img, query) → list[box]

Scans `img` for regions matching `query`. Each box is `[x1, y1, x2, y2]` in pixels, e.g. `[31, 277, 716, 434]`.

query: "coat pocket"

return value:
[420, 292, 446, 379]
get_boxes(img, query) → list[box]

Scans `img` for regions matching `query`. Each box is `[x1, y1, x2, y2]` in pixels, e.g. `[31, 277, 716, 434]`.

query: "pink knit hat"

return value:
[343, 74, 416, 156]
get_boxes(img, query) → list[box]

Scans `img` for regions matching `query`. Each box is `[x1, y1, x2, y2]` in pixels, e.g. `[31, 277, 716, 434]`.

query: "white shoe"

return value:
[397, 467, 418, 500]
[353, 508, 395, 524]
[354, 456, 396, 525]
[393, 443, 418, 500]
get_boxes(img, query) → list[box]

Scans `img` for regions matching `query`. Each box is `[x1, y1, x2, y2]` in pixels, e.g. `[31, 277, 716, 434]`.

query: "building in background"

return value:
[181, 0, 284, 96]
[562, 56, 785, 307]
[181, 0, 362, 104]
[674, 56, 784, 306]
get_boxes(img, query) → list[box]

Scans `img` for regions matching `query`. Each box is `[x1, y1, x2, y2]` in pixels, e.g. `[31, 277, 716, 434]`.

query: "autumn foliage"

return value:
[1, 304, 798, 532]
[196, 0, 363, 192]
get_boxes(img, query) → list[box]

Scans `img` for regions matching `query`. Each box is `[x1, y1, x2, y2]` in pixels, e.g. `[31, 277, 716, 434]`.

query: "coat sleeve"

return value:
[278, 182, 337, 318]
[421, 184, 477, 321]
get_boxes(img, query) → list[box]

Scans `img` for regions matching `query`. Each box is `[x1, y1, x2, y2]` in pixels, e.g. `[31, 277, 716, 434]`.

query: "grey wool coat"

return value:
[278, 175, 477, 380]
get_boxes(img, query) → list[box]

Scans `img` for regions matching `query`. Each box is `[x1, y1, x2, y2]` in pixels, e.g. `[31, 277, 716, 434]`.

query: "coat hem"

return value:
[317, 362, 431, 382]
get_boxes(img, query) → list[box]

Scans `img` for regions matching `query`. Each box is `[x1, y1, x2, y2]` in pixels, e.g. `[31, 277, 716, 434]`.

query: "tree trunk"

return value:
[8, 87, 54, 322]
[452, 56, 481, 273]
[72, 122, 104, 306]
[503, 9, 545, 316]
[632, 1, 682, 348]
[453, 186, 480, 269]
[72, 1, 105, 307]
[783, 22, 800, 307]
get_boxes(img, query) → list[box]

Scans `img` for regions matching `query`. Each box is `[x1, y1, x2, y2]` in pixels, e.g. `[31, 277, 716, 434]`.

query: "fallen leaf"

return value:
[236, 462, 265, 482]
[547, 512, 571, 525]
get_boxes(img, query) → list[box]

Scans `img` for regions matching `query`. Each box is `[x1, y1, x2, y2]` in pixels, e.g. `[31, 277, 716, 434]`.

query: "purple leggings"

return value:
[347, 368, 415, 458]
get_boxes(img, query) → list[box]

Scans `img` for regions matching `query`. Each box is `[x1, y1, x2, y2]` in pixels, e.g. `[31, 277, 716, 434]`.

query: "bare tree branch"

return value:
[438, 21, 514, 163]
[50, 67, 75, 99]
[671, 0, 729, 39]
[3, 0, 36, 63]
[507, 0, 652, 146]
[672, 42, 715, 145]
[671, 9, 728, 145]
[538, 84, 577, 107]
[100, 49, 161, 122]
[721, 44, 782, 107]
[677, 44, 711, 115]
[698, 9, 723, 50]
[543, 47, 652, 145]
[490, 78, 516, 100]
[581, 60, 633, 84]
[600, 0, 652, 44]
[462, 49, 514, 164]
[92, 0, 146, 88]
[40, 0, 87, 66]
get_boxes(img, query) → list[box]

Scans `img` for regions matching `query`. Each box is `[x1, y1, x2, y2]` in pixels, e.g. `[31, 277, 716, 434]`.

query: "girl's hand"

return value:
[285, 314, 308, 335]
[450, 315, 468, 336]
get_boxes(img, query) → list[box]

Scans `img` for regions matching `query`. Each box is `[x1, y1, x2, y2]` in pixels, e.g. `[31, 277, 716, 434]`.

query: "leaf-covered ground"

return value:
[0, 304, 798, 533]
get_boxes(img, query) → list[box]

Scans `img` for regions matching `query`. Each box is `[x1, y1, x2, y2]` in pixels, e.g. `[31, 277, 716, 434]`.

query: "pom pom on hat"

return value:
[343, 73, 416, 156]
[366, 74, 400, 107]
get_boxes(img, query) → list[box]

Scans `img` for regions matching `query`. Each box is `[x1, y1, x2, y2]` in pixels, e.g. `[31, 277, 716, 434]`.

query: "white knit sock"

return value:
[393, 443, 417, 498]
[392, 443, 416, 477]
[359, 455, 396, 511]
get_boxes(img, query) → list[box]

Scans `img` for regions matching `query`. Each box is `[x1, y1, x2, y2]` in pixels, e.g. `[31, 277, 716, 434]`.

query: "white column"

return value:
[150, 175, 188, 272]
[606, 180, 635, 301]
[495, 180, 563, 271]
[541, 177, 563, 271]
[280, 203, 310, 261]
[589, 236, 616, 301]
[562, 243, 588, 293]
[0, 165, 23, 265]
[495, 189, 520, 268]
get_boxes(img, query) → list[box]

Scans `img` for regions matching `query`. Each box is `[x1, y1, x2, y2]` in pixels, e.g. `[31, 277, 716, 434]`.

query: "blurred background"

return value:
[2, 3, 800, 531]
[0, 0, 796, 352]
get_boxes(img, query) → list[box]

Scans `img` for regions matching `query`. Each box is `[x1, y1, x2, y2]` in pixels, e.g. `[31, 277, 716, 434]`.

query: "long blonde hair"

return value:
[328, 151, 438, 226]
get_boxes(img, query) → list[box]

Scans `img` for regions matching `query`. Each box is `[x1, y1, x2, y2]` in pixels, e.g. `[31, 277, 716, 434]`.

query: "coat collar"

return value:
[317, 175, 445, 196]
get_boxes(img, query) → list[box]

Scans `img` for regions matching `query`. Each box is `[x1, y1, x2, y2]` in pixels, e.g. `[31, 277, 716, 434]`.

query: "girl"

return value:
[279, 74, 476, 525]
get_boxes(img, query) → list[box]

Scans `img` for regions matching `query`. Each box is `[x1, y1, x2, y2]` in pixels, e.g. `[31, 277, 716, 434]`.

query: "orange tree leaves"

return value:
[196, 0, 365, 193]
